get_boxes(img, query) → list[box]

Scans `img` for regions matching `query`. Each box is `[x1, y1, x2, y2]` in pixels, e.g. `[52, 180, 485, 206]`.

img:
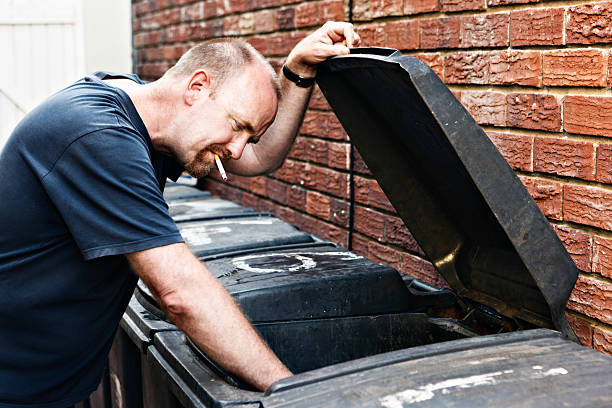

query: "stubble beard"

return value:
[184, 149, 214, 178]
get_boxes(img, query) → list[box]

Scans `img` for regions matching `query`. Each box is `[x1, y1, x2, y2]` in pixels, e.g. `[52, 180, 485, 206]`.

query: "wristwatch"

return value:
[282, 64, 316, 88]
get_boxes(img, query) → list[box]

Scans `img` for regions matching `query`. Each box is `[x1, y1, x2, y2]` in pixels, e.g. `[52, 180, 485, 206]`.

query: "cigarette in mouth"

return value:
[214, 154, 228, 181]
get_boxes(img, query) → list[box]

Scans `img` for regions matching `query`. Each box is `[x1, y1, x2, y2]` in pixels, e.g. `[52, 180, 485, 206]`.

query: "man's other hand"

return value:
[286, 21, 361, 78]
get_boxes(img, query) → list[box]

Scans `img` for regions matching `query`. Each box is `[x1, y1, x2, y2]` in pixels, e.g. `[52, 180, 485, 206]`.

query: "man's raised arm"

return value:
[125, 243, 292, 391]
[226, 22, 360, 176]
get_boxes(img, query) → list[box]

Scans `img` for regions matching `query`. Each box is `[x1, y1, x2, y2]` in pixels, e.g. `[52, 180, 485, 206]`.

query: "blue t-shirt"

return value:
[0, 72, 185, 407]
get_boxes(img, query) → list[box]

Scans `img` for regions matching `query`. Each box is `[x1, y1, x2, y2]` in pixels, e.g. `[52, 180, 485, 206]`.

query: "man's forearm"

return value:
[126, 243, 292, 391]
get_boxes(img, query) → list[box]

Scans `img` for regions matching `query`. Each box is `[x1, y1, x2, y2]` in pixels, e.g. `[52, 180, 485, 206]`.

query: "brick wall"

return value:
[132, 0, 612, 352]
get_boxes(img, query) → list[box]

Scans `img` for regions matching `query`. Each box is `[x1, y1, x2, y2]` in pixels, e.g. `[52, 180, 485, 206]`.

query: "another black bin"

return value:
[167, 196, 254, 223]
[132, 48, 612, 407]
[108, 209, 325, 408]
[141, 246, 459, 407]
[176, 214, 315, 258]
[163, 184, 211, 202]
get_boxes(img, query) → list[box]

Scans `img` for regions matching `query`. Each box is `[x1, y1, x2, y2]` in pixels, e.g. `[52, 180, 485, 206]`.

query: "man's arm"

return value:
[225, 22, 360, 176]
[125, 243, 292, 391]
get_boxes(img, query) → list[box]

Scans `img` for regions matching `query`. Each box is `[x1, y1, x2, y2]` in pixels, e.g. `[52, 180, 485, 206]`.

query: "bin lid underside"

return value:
[316, 48, 578, 338]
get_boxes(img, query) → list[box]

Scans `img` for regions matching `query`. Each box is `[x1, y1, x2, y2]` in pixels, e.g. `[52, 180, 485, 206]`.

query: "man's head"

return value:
[161, 39, 280, 178]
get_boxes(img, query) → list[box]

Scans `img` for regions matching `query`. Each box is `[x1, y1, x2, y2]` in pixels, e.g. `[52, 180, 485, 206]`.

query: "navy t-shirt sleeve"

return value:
[41, 127, 184, 260]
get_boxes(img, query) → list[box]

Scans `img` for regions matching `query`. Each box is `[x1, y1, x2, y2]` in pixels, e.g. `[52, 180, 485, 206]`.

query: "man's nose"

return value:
[225, 137, 247, 160]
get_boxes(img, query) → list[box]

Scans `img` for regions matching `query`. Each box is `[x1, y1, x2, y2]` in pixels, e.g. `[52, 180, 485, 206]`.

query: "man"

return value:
[0, 22, 360, 407]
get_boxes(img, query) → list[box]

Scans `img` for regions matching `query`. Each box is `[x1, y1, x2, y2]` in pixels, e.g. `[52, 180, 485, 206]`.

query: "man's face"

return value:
[176, 64, 278, 178]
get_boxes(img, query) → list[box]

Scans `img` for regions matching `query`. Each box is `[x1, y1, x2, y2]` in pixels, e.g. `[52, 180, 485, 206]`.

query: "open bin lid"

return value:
[316, 48, 578, 339]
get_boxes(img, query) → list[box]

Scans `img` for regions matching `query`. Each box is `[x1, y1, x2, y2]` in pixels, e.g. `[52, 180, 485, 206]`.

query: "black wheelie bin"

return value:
[139, 48, 612, 407]
[108, 209, 327, 408]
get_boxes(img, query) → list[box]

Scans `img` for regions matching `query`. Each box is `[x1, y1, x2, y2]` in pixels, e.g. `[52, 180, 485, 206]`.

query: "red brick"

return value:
[413, 53, 444, 79]
[320, 0, 344, 21]
[543, 49, 606, 87]
[352, 0, 371, 21]
[287, 184, 306, 209]
[357, 23, 386, 47]
[330, 198, 350, 227]
[597, 144, 612, 184]
[552, 225, 591, 272]
[295, 2, 319, 28]
[371, 0, 402, 17]
[368, 240, 401, 269]
[507, 93, 561, 132]
[238, 13, 255, 35]
[400, 252, 450, 289]
[519, 176, 563, 220]
[488, 0, 536, 5]
[275, 7, 295, 30]
[510, 8, 564, 46]
[533, 137, 595, 180]
[609, 52, 612, 88]
[419, 17, 461, 49]
[274, 159, 296, 184]
[289, 136, 327, 164]
[254, 9, 275, 33]
[209, 18, 224, 37]
[489, 50, 542, 87]
[444, 52, 489, 84]
[461, 13, 508, 48]
[328, 142, 350, 170]
[311, 166, 349, 198]
[266, 179, 287, 204]
[565, 313, 594, 347]
[351, 233, 371, 257]
[564, 184, 612, 230]
[567, 3, 612, 45]
[487, 131, 532, 172]
[189, 22, 210, 40]
[300, 111, 347, 140]
[384, 215, 420, 252]
[564, 96, 612, 138]
[355, 206, 385, 241]
[294, 213, 348, 247]
[309, 86, 331, 110]
[460, 91, 506, 126]
[594, 325, 612, 354]
[223, 15, 240, 35]
[404, 0, 440, 15]
[385, 20, 419, 51]
[441, 0, 483, 12]
[306, 191, 331, 219]
[354, 176, 370, 205]
[249, 176, 267, 196]
[593, 235, 612, 279]
[568, 274, 612, 325]
[369, 180, 396, 212]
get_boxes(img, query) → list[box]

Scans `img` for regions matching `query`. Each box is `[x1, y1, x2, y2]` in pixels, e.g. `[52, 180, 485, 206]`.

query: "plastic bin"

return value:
[163, 184, 211, 202]
[168, 197, 253, 223]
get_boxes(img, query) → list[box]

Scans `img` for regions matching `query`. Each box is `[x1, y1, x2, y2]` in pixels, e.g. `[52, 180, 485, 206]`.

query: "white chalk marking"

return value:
[232, 251, 363, 274]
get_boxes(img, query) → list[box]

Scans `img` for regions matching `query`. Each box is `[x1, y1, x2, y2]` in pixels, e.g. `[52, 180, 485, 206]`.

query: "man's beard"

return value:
[183, 144, 229, 178]
[184, 149, 214, 178]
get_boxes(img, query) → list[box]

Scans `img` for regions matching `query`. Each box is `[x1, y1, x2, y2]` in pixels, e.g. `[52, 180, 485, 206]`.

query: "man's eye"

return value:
[233, 122, 245, 131]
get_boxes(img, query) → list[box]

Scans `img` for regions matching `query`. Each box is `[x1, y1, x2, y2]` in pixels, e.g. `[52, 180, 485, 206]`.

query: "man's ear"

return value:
[184, 70, 211, 106]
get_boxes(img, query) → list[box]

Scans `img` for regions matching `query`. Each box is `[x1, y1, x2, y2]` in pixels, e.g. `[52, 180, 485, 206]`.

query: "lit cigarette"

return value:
[214, 154, 228, 181]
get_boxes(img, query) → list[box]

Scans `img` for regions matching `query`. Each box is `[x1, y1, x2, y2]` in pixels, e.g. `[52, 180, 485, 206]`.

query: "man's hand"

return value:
[286, 21, 361, 78]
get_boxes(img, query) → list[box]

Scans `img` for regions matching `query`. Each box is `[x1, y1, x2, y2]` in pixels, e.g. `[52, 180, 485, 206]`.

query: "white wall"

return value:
[0, 0, 132, 149]
[82, 0, 132, 74]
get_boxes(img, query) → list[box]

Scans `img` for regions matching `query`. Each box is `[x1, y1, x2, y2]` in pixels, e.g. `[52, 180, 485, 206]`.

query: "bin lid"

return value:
[177, 214, 314, 258]
[206, 246, 455, 322]
[262, 329, 612, 407]
[168, 197, 254, 222]
[136, 246, 455, 323]
[316, 48, 578, 338]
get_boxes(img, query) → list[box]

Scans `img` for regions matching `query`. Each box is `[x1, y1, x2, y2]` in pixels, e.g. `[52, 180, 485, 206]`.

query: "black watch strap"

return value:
[282, 64, 316, 88]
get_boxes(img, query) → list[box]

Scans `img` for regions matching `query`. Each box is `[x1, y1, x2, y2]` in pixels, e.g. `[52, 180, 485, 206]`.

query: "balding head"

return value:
[164, 38, 280, 100]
